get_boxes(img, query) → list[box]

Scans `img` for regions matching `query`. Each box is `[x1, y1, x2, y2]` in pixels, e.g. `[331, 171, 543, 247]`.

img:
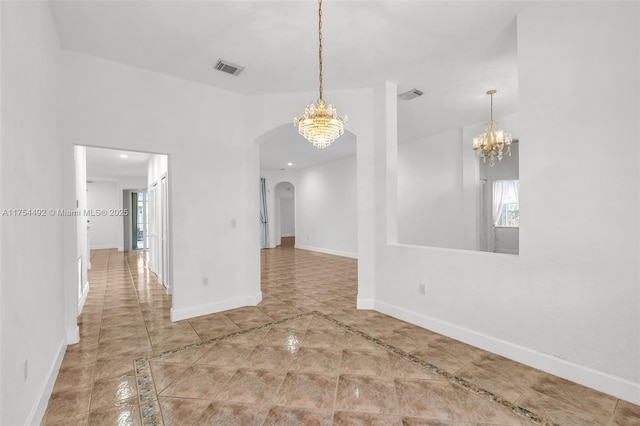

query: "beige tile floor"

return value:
[42, 238, 640, 425]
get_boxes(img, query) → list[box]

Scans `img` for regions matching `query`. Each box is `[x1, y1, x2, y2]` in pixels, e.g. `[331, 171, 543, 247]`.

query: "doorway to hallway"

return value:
[75, 146, 173, 319]
[131, 190, 148, 250]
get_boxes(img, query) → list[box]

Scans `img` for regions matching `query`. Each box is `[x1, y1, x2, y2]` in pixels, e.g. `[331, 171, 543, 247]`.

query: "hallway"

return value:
[42, 241, 638, 425]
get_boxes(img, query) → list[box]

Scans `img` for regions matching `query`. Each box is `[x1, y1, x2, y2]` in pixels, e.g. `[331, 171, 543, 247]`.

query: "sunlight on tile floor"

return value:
[42, 239, 639, 425]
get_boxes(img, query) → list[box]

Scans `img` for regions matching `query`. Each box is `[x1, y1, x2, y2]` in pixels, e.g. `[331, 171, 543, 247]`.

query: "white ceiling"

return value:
[50, 1, 530, 170]
[86, 147, 150, 179]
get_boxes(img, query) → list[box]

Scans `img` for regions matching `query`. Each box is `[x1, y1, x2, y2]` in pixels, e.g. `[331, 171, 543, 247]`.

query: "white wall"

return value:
[296, 155, 358, 258]
[274, 182, 295, 244]
[60, 50, 260, 321]
[398, 128, 464, 249]
[86, 180, 120, 249]
[367, 2, 640, 405]
[280, 198, 295, 237]
[517, 3, 639, 394]
[0, 2, 69, 425]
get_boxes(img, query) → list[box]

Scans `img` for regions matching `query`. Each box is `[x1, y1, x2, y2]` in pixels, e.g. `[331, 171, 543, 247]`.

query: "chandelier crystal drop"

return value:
[472, 90, 512, 166]
[295, 0, 346, 149]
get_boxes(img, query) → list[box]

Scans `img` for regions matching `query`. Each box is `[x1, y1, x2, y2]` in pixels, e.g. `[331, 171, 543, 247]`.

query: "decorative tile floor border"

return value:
[134, 311, 558, 426]
[134, 311, 312, 426]
[319, 312, 558, 426]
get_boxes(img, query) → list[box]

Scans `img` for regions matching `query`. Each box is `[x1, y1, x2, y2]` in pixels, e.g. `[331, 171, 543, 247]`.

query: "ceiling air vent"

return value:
[214, 59, 245, 77]
[398, 88, 424, 101]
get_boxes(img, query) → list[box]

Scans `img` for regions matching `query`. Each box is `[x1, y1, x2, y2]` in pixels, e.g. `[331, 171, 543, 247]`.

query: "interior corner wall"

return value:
[60, 49, 260, 321]
[295, 155, 358, 258]
[372, 2, 640, 404]
[279, 198, 295, 237]
[1, 2, 68, 425]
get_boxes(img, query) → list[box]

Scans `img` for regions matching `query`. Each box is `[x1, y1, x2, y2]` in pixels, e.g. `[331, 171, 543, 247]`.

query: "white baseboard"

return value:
[247, 291, 263, 305]
[374, 300, 640, 405]
[89, 244, 118, 250]
[171, 292, 263, 322]
[67, 325, 80, 345]
[77, 281, 90, 314]
[495, 248, 519, 255]
[357, 298, 375, 309]
[27, 337, 67, 426]
[295, 244, 357, 259]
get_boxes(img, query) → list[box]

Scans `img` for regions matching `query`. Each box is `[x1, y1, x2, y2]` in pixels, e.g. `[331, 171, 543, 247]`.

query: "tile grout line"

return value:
[328, 346, 343, 424]
[315, 311, 560, 426]
[85, 249, 111, 421]
[133, 310, 559, 426]
[135, 311, 313, 425]
[125, 252, 165, 426]
[124, 252, 153, 351]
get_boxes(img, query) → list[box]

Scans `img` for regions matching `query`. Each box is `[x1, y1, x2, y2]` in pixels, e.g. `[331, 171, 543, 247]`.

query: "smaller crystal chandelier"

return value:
[473, 89, 512, 166]
[295, 0, 346, 149]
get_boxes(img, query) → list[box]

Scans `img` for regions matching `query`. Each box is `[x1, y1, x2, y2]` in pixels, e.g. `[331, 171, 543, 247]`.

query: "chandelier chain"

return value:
[294, 0, 345, 149]
[318, 0, 323, 100]
[490, 92, 493, 121]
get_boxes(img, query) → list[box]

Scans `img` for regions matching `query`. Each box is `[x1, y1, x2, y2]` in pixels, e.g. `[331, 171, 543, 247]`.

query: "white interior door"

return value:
[161, 175, 170, 293]
[148, 185, 157, 273]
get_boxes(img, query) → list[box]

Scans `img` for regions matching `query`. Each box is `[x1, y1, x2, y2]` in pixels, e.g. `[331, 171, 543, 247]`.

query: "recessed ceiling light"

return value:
[120, 154, 128, 159]
[287, 162, 293, 166]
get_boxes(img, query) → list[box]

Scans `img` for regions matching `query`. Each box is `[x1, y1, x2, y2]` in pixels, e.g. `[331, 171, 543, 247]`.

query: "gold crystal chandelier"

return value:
[295, 0, 346, 149]
[473, 89, 512, 166]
